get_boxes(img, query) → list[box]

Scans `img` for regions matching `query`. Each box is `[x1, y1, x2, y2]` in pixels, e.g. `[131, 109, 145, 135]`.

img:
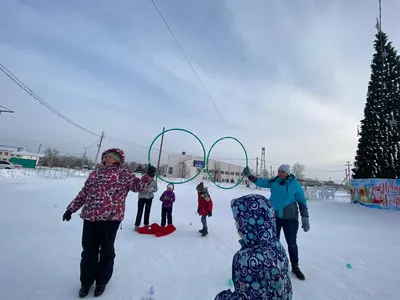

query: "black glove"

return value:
[197, 207, 200, 214]
[146, 165, 156, 177]
[63, 210, 72, 221]
[242, 167, 258, 183]
[208, 212, 212, 217]
[242, 166, 250, 176]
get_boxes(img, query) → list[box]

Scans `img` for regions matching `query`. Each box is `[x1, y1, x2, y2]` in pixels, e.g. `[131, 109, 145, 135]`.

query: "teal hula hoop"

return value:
[148, 128, 206, 184]
[206, 136, 248, 190]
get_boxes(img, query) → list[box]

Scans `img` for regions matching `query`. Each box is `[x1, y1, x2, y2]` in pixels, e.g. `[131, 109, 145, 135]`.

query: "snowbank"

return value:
[0, 169, 37, 178]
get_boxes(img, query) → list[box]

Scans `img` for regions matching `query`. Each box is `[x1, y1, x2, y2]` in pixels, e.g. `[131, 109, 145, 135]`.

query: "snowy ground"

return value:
[1, 170, 399, 300]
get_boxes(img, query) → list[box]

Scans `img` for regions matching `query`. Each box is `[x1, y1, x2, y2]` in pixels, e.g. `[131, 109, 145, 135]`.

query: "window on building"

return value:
[203, 169, 206, 173]
[225, 171, 229, 175]
[0, 152, 2, 155]
[235, 172, 239, 176]
[230, 172, 234, 175]
[168, 167, 173, 174]
[4, 152, 9, 156]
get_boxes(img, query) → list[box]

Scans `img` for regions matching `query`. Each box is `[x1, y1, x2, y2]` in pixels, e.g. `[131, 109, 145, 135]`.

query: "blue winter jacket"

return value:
[254, 174, 308, 219]
[214, 194, 292, 300]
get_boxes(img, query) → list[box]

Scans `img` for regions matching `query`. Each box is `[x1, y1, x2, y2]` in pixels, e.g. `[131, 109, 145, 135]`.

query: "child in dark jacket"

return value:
[196, 182, 213, 237]
[159, 183, 175, 226]
[214, 194, 292, 300]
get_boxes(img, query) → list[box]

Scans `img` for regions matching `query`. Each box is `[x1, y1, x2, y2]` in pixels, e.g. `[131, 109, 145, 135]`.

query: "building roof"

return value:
[11, 151, 45, 158]
[0, 145, 24, 152]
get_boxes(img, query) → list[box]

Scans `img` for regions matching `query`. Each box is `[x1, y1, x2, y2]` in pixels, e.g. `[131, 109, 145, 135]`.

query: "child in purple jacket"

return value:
[159, 183, 175, 226]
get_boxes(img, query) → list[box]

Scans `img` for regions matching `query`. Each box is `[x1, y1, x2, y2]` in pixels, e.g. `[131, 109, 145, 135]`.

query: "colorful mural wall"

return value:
[350, 179, 400, 211]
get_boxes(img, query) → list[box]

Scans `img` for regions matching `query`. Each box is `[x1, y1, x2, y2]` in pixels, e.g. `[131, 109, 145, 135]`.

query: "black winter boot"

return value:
[201, 229, 208, 237]
[79, 286, 90, 298]
[291, 263, 305, 280]
[94, 285, 106, 297]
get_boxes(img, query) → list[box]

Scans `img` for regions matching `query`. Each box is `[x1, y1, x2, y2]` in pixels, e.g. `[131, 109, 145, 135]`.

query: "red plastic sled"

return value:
[137, 223, 176, 237]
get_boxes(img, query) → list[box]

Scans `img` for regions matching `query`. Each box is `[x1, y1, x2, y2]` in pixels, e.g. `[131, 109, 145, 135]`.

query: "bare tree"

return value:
[211, 161, 222, 182]
[158, 164, 168, 176]
[292, 162, 305, 179]
[179, 161, 191, 179]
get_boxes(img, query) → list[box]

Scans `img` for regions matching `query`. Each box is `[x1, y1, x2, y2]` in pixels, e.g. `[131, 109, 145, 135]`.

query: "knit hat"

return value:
[105, 152, 122, 163]
[278, 164, 291, 175]
[167, 183, 174, 190]
[196, 182, 204, 191]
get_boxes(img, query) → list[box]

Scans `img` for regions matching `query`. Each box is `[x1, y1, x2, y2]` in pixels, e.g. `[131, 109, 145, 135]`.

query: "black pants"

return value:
[276, 218, 299, 264]
[201, 215, 208, 230]
[80, 220, 120, 287]
[161, 207, 173, 226]
[134, 198, 153, 226]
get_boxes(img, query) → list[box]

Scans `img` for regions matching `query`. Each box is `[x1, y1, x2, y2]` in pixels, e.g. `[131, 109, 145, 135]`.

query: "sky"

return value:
[0, 0, 399, 182]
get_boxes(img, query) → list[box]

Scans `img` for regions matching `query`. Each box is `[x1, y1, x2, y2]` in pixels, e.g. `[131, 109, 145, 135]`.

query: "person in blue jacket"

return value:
[242, 164, 310, 280]
[214, 194, 292, 300]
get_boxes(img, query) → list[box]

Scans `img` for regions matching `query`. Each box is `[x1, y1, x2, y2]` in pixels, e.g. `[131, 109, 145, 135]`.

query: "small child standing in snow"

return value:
[159, 183, 175, 226]
[196, 182, 213, 237]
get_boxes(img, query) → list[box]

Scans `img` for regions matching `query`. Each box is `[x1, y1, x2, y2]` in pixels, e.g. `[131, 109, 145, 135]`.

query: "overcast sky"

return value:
[0, 0, 399, 181]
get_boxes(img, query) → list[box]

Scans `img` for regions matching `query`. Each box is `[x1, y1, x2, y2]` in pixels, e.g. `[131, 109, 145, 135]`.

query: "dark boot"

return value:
[79, 286, 91, 298]
[201, 229, 208, 237]
[199, 229, 205, 233]
[94, 285, 106, 297]
[291, 262, 305, 280]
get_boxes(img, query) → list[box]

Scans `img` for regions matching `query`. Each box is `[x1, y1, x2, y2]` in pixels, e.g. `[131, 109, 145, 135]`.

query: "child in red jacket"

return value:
[196, 182, 213, 237]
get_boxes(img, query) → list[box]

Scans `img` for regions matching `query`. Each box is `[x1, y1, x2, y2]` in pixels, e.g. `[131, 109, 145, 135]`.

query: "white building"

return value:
[165, 152, 251, 185]
[0, 145, 44, 165]
[0, 145, 24, 161]
[11, 150, 45, 166]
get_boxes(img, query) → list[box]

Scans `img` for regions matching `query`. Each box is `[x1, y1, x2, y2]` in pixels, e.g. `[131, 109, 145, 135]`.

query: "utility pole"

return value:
[346, 161, 352, 181]
[82, 147, 87, 167]
[94, 132, 105, 165]
[37, 144, 42, 154]
[345, 161, 352, 193]
[260, 147, 266, 178]
[270, 165, 273, 178]
[256, 157, 259, 176]
[156, 127, 165, 172]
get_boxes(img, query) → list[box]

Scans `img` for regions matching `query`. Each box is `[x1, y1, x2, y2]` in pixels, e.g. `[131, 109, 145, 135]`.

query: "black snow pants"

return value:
[134, 198, 153, 227]
[161, 207, 173, 226]
[276, 218, 299, 264]
[80, 220, 120, 287]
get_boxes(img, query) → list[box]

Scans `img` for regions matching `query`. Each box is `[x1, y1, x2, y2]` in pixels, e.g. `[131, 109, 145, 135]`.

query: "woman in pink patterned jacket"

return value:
[62, 148, 156, 298]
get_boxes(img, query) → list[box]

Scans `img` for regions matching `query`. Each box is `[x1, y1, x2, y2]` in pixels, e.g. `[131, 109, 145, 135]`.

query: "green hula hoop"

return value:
[206, 136, 248, 190]
[148, 128, 206, 184]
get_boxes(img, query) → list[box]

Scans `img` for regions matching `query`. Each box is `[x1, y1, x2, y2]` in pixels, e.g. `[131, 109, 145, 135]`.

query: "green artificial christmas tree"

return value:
[353, 21, 400, 179]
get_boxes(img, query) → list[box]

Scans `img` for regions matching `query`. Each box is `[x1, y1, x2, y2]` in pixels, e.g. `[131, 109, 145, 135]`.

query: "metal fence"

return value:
[35, 166, 92, 179]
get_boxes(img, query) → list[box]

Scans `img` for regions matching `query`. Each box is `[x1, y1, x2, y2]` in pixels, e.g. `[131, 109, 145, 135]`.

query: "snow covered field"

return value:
[0, 170, 399, 300]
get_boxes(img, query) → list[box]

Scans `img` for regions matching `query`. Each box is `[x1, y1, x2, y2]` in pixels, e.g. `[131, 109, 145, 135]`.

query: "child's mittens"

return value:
[208, 212, 212, 217]
[197, 207, 200, 214]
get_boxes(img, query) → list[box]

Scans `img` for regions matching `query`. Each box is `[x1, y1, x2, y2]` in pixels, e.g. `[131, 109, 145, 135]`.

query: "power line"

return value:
[0, 62, 100, 137]
[149, 0, 235, 137]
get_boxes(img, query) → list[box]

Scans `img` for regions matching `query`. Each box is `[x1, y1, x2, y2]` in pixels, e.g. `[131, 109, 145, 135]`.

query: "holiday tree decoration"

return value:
[353, 19, 400, 179]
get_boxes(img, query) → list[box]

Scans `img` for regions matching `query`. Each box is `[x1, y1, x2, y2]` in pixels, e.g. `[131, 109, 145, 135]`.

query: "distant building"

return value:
[0, 145, 24, 161]
[0, 145, 45, 167]
[166, 152, 251, 185]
